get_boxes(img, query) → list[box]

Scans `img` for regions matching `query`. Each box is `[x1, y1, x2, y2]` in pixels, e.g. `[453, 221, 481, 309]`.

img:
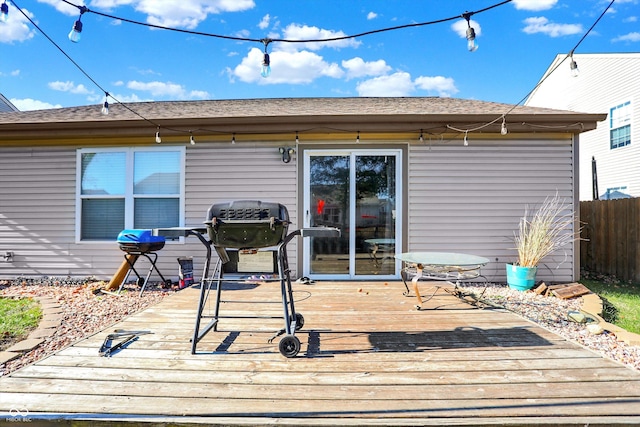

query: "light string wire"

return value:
[7, 0, 162, 129]
[58, 0, 512, 45]
[447, 0, 615, 139]
[6, 0, 614, 143]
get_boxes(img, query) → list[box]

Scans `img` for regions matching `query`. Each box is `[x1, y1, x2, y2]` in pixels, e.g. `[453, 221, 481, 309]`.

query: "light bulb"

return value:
[231, 134, 236, 144]
[356, 131, 360, 143]
[1, 2, 8, 23]
[261, 53, 271, 78]
[101, 100, 109, 115]
[155, 129, 162, 144]
[463, 132, 469, 146]
[466, 27, 478, 52]
[570, 59, 579, 77]
[69, 19, 83, 43]
[190, 134, 195, 145]
[500, 119, 508, 135]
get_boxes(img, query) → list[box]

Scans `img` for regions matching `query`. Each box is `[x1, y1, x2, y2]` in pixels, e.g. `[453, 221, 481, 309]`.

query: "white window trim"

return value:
[75, 146, 186, 243]
[609, 100, 632, 150]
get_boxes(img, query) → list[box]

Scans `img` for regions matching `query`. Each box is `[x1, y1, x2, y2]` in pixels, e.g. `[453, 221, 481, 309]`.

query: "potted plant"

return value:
[507, 193, 581, 291]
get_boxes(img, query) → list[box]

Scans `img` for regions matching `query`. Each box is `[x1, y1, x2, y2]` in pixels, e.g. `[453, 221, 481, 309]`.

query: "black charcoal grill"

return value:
[155, 200, 339, 357]
[116, 229, 169, 296]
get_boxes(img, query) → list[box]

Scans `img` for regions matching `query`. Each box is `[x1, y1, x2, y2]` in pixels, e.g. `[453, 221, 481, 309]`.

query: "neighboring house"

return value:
[0, 93, 19, 113]
[525, 53, 640, 201]
[0, 97, 604, 284]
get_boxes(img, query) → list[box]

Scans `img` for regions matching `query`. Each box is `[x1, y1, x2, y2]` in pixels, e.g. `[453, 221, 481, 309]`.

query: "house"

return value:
[525, 53, 640, 201]
[0, 93, 19, 113]
[0, 97, 605, 284]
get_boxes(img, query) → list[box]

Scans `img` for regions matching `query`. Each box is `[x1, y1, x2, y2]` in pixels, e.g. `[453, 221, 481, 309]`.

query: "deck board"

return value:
[1, 281, 640, 426]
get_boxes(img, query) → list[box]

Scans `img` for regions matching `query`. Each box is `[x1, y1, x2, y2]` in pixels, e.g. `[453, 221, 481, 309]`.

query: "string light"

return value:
[500, 117, 508, 135]
[1, 1, 9, 23]
[419, 130, 424, 143]
[231, 133, 236, 144]
[101, 92, 109, 115]
[155, 127, 161, 143]
[463, 131, 469, 146]
[260, 38, 271, 78]
[569, 53, 579, 77]
[6, 0, 612, 145]
[68, 5, 88, 43]
[462, 12, 478, 52]
[295, 132, 299, 144]
[189, 131, 195, 145]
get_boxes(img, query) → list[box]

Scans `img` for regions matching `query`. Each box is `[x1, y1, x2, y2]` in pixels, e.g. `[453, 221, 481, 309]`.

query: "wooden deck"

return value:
[2, 280, 640, 426]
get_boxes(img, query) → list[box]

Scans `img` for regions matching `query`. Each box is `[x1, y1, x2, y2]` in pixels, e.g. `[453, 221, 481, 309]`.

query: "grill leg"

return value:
[191, 259, 221, 354]
[138, 252, 168, 296]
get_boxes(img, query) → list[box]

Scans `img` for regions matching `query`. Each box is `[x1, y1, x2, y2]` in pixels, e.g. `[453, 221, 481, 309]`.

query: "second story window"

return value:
[610, 101, 631, 149]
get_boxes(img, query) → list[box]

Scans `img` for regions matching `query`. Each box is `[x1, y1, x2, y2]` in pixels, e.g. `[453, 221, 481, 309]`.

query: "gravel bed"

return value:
[459, 283, 640, 372]
[1, 278, 639, 376]
[1, 277, 173, 376]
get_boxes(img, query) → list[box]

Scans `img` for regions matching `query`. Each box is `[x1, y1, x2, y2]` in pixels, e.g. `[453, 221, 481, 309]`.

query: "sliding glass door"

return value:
[303, 150, 401, 280]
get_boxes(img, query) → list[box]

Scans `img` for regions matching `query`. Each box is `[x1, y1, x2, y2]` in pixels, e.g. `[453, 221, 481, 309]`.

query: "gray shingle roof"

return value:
[0, 97, 606, 139]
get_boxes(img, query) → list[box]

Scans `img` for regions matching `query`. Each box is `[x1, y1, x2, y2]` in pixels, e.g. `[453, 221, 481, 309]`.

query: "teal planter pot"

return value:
[506, 264, 537, 291]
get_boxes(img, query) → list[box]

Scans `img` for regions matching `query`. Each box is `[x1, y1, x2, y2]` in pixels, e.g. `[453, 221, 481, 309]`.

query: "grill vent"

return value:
[219, 208, 271, 220]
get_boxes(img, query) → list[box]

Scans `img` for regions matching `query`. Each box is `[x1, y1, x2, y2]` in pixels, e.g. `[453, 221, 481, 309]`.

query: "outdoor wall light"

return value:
[279, 147, 295, 163]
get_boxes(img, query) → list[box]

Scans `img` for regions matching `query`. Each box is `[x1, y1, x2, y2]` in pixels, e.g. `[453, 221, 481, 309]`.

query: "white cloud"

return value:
[623, 16, 638, 23]
[356, 72, 415, 97]
[415, 76, 459, 97]
[87, 0, 255, 29]
[612, 32, 640, 42]
[278, 24, 361, 52]
[367, 12, 378, 20]
[10, 98, 62, 111]
[36, 0, 82, 16]
[125, 80, 209, 99]
[48, 81, 93, 95]
[512, 0, 558, 11]
[451, 18, 482, 38]
[355, 72, 459, 97]
[258, 14, 270, 30]
[127, 80, 186, 97]
[522, 16, 582, 37]
[188, 90, 210, 99]
[342, 57, 391, 80]
[0, 69, 20, 77]
[0, 4, 36, 43]
[230, 47, 343, 84]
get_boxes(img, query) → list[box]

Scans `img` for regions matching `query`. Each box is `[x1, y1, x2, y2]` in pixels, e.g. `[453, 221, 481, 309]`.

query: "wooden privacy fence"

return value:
[580, 197, 640, 282]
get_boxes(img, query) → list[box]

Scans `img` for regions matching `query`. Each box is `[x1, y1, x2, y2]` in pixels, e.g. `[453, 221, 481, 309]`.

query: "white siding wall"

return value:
[526, 54, 640, 200]
[407, 139, 577, 284]
[0, 143, 297, 282]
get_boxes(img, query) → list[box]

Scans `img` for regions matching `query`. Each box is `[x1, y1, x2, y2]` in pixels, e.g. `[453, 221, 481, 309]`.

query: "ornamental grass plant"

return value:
[514, 193, 581, 268]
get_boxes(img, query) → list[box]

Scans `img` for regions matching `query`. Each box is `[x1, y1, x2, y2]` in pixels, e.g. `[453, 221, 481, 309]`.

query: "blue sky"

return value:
[1, 0, 638, 111]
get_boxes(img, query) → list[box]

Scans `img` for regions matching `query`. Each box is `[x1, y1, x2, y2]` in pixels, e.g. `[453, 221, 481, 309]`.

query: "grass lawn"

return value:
[580, 276, 640, 335]
[0, 297, 42, 351]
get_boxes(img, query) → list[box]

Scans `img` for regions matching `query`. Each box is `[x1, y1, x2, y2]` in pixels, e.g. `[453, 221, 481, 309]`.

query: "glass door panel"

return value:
[355, 155, 396, 275]
[305, 150, 401, 279]
[308, 155, 350, 275]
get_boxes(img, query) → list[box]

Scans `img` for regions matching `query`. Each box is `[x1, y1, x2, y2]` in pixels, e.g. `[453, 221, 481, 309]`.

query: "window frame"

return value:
[609, 101, 631, 150]
[75, 146, 186, 243]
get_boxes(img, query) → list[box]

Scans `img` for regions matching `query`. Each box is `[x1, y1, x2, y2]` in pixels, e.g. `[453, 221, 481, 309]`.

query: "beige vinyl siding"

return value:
[0, 143, 298, 281]
[407, 138, 577, 283]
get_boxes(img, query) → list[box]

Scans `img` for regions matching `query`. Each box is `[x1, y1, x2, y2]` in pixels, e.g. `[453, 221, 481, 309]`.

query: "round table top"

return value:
[394, 252, 489, 266]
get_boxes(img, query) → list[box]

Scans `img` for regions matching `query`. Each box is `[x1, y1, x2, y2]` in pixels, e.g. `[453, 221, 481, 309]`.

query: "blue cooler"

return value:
[117, 229, 166, 253]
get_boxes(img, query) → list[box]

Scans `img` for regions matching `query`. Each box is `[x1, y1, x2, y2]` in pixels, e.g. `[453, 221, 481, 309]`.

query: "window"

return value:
[610, 101, 631, 149]
[77, 147, 184, 241]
